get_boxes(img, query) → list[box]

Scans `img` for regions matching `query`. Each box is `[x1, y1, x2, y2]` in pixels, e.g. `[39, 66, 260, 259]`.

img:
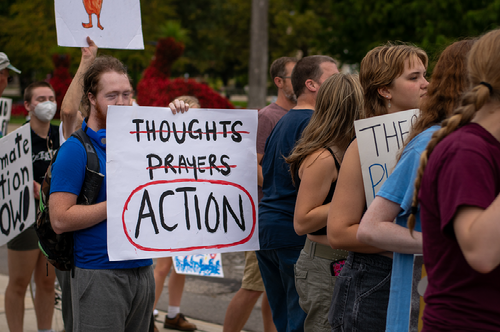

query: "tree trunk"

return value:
[247, 0, 268, 109]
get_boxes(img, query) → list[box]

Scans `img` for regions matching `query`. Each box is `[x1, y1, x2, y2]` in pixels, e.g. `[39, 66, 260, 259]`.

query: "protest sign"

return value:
[0, 124, 35, 246]
[355, 109, 418, 206]
[106, 106, 259, 261]
[55, 0, 144, 49]
[173, 254, 224, 278]
[0, 98, 12, 137]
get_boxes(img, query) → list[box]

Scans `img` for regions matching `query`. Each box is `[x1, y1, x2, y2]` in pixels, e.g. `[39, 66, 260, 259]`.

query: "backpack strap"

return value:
[71, 128, 100, 173]
[70, 128, 104, 206]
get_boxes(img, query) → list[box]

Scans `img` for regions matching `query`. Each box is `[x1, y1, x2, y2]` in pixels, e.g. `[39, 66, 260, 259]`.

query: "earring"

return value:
[386, 96, 391, 108]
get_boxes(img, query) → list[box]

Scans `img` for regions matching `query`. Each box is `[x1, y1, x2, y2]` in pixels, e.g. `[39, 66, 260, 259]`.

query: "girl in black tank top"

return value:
[285, 73, 363, 331]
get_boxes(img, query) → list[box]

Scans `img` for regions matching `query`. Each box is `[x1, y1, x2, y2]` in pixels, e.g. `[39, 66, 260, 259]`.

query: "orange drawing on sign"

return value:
[82, 0, 104, 30]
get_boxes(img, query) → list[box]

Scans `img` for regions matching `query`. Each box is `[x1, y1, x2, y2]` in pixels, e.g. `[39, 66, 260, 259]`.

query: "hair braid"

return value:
[407, 85, 491, 233]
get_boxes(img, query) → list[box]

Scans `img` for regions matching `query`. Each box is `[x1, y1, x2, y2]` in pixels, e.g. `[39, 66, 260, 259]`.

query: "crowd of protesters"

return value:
[2, 27, 500, 332]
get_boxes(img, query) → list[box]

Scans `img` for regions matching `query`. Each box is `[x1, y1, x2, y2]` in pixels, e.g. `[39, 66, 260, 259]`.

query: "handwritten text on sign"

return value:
[355, 109, 418, 206]
[173, 253, 224, 278]
[0, 124, 35, 246]
[106, 106, 259, 261]
[0, 98, 12, 137]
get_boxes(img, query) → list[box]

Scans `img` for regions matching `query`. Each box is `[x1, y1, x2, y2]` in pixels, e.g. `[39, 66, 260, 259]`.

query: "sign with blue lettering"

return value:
[106, 106, 259, 261]
[0, 124, 35, 245]
[173, 253, 224, 278]
[354, 109, 418, 206]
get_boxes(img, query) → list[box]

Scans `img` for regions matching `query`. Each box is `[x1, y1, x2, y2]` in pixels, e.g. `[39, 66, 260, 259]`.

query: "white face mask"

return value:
[33, 101, 57, 122]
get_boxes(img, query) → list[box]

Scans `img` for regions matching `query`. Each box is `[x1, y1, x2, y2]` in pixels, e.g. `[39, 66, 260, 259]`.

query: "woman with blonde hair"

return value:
[327, 43, 429, 331]
[357, 39, 475, 331]
[409, 29, 500, 331]
[286, 73, 363, 331]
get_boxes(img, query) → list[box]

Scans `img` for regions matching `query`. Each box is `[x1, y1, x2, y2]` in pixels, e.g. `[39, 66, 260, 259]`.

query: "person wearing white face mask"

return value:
[5, 81, 59, 332]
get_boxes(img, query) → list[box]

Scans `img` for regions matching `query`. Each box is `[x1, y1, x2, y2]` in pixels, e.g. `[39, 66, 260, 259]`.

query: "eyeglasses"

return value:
[280, 76, 292, 79]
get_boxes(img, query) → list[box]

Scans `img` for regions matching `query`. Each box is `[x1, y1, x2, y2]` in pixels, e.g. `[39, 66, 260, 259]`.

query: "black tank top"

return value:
[295, 147, 341, 236]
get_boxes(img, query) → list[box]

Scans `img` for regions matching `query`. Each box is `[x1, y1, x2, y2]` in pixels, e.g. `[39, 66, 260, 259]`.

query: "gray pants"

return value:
[55, 269, 73, 332]
[295, 248, 340, 332]
[71, 265, 154, 332]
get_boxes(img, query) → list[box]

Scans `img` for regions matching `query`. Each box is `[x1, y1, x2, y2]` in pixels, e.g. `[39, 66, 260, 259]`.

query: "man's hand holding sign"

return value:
[106, 106, 259, 261]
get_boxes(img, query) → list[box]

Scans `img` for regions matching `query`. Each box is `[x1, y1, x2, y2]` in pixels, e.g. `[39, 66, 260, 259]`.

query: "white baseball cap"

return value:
[0, 52, 21, 74]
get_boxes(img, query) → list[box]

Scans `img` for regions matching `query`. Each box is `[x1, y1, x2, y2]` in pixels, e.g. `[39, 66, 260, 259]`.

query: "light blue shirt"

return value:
[377, 125, 439, 332]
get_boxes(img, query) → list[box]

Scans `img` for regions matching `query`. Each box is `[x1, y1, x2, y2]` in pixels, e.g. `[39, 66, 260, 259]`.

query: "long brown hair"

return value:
[408, 29, 500, 232]
[286, 73, 364, 179]
[360, 43, 428, 118]
[405, 39, 476, 145]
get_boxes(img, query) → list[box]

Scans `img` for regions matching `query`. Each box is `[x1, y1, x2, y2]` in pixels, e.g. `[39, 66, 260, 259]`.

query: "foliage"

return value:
[136, 37, 234, 109]
[1, 0, 500, 92]
[11, 104, 28, 117]
[49, 54, 72, 119]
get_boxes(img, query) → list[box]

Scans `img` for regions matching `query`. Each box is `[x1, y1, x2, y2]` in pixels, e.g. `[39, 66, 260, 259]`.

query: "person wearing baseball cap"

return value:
[0, 52, 21, 97]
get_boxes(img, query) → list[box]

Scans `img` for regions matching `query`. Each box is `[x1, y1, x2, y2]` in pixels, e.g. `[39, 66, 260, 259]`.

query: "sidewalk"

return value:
[0, 274, 224, 332]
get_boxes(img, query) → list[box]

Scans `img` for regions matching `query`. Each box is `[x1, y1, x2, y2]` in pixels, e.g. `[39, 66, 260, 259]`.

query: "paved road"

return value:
[0, 245, 265, 332]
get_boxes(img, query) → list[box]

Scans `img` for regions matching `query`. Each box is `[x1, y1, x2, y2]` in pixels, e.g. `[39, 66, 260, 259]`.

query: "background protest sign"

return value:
[55, 0, 144, 49]
[0, 124, 35, 246]
[0, 98, 12, 138]
[355, 109, 418, 206]
[173, 254, 224, 278]
[107, 106, 259, 261]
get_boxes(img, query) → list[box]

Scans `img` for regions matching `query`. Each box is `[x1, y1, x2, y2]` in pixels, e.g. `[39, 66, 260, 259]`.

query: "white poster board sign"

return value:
[173, 254, 224, 278]
[0, 98, 12, 137]
[55, 0, 144, 49]
[0, 124, 36, 246]
[355, 109, 418, 206]
[107, 106, 259, 261]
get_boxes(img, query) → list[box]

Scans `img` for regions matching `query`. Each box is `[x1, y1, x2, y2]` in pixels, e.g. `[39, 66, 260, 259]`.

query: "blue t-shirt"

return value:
[258, 109, 311, 250]
[50, 122, 152, 269]
[377, 125, 439, 332]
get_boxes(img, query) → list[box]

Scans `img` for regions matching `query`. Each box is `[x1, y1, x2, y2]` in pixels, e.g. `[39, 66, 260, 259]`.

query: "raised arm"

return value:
[327, 139, 384, 253]
[61, 36, 98, 139]
[357, 196, 422, 254]
[294, 149, 337, 235]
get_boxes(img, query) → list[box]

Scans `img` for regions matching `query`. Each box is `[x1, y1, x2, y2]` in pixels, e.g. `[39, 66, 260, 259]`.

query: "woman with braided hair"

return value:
[356, 39, 475, 332]
[409, 28, 500, 331]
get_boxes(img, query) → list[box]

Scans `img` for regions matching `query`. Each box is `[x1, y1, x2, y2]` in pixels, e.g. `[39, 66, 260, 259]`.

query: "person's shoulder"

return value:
[405, 125, 439, 154]
[304, 148, 337, 168]
[259, 102, 287, 112]
[259, 103, 288, 118]
[57, 135, 86, 156]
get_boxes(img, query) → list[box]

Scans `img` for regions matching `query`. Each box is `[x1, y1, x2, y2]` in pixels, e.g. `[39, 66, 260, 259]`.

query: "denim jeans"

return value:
[257, 247, 306, 332]
[328, 252, 392, 332]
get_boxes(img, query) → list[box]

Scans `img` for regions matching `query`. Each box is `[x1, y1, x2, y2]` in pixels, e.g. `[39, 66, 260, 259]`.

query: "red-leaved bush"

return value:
[137, 37, 233, 109]
[48, 54, 72, 119]
[11, 103, 27, 117]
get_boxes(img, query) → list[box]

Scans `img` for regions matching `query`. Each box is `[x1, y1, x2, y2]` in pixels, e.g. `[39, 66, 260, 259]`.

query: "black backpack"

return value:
[36, 128, 104, 271]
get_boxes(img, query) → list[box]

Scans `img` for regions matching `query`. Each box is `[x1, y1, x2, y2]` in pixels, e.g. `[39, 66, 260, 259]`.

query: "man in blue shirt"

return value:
[49, 56, 158, 331]
[257, 55, 338, 332]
